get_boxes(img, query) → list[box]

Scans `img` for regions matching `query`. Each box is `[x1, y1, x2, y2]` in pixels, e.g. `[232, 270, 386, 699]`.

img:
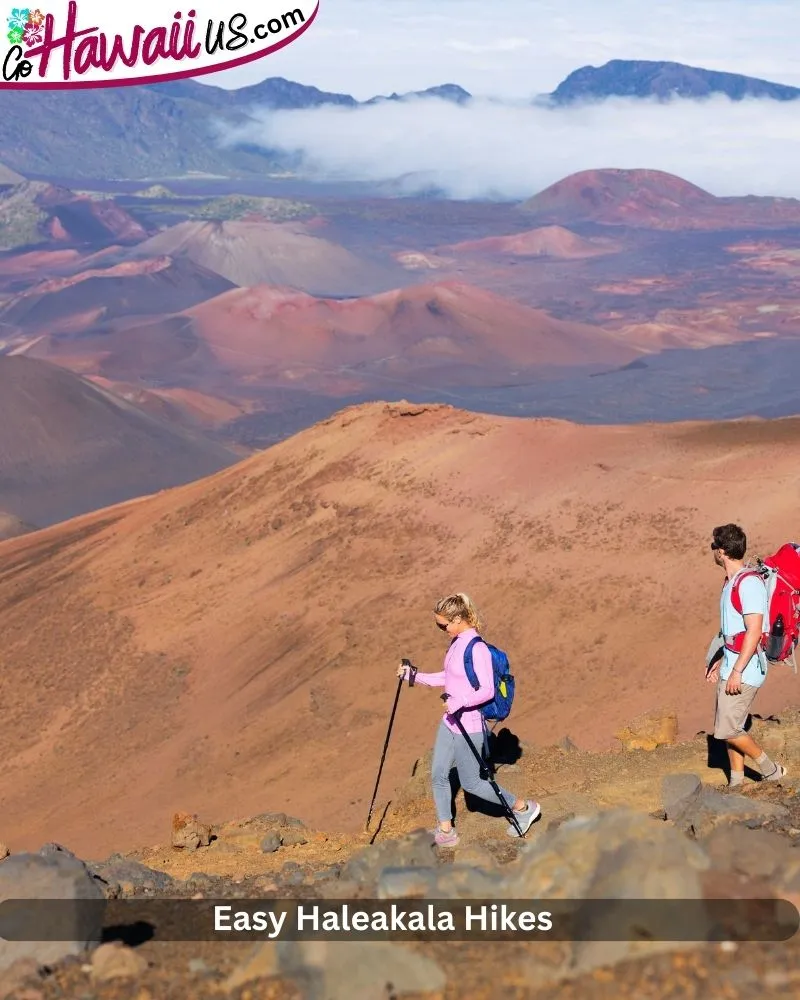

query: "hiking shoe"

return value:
[506, 800, 541, 838]
[433, 827, 459, 847]
[763, 763, 788, 782]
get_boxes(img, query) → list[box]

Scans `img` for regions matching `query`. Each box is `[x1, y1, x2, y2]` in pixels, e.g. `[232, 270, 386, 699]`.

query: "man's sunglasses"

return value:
[710, 542, 720, 550]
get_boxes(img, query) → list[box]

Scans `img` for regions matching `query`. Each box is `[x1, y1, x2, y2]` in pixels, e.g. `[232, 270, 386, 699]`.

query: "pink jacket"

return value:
[404, 627, 494, 734]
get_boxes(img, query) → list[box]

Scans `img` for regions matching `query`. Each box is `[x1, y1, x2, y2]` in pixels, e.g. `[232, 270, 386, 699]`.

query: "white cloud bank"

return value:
[220, 94, 800, 201]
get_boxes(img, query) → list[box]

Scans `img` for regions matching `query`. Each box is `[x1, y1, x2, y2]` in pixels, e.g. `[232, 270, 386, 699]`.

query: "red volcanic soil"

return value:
[521, 168, 800, 229]
[30, 281, 636, 392]
[0, 255, 235, 334]
[0, 401, 798, 856]
[174, 280, 638, 376]
[438, 225, 620, 258]
[131, 219, 408, 296]
[0, 355, 236, 528]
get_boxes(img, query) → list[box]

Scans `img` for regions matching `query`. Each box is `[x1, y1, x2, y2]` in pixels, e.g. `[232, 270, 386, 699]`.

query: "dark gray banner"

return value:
[0, 898, 797, 942]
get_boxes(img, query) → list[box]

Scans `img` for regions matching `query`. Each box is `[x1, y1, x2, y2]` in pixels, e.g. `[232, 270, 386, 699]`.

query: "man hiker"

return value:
[707, 523, 787, 785]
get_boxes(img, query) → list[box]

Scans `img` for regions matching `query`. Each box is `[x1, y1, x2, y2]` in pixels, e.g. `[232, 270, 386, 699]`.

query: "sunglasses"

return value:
[436, 621, 449, 631]
[710, 542, 720, 550]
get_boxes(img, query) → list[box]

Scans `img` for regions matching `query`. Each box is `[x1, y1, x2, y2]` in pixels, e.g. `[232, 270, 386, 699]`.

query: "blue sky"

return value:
[213, 0, 800, 96]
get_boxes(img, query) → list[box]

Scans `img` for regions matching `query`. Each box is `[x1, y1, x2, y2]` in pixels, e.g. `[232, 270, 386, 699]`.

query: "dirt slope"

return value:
[438, 225, 619, 258]
[0, 355, 237, 526]
[520, 168, 800, 229]
[176, 280, 636, 375]
[0, 401, 798, 857]
[130, 219, 406, 296]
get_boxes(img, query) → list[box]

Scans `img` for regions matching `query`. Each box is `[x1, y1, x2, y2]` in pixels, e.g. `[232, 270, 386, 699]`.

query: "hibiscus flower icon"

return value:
[23, 15, 43, 44]
[27, 6, 43, 24]
[7, 8, 30, 32]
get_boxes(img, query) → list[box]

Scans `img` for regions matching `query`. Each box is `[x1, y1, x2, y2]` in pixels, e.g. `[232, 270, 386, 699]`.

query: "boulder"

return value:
[277, 940, 446, 1000]
[0, 850, 105, 972]
[661, 773, 703, 821]
[171, 812, 211, 850]
[0, 847, 8, 863]
[341, 831, 437, 887]
[615, 709, 678, 751]
[87, 859, 177, 897]
[90, 942, 148, 981]
[507, 809, 709, 899]
[701, 825, 800, 883]
[260, 833, 282, 854]
[670, 788, 789, 837]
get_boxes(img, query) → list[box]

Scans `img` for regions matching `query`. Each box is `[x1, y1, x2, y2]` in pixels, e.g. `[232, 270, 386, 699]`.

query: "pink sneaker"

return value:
[433, 827, 459, 847]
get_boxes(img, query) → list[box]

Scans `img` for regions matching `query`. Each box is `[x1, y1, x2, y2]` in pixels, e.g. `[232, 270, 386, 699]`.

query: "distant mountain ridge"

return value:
[545, 59, 800, 104]
[0, 77, 471, 181]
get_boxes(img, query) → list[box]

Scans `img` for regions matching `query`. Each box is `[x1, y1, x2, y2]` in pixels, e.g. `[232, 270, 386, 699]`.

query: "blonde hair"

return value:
[434, 592, 481, 629]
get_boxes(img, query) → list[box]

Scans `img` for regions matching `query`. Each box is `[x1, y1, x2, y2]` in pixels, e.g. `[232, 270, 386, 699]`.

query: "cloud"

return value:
[219, 93, 800, 201]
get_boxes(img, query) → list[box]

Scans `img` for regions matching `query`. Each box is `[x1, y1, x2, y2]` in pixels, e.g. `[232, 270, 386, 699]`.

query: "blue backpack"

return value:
[462, 636, 515, 721]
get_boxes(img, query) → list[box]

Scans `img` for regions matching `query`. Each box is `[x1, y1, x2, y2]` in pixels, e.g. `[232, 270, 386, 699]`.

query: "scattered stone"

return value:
[452, 844, 495, 868]
[662, 773, 703, 821]
[341, 830, 437, 886]
[702, 824, 799, 881]
[246, 812, 307, 831]
[0, 959, 40, 1000]
[557, 736, 579, 752]
[37, 843, 77, 860]
[222, 941, 277, 993]
[171, 812, 211, 851]
[0, 851, 105, 972]
[671, 788, 789, 837]
[188, 958, 210, 975]
[87, 859, 176, 897]
[615, 709, 678, 750]
[433, 864, 503, 899]
[509, 809, 709, 900]
[260, 833, 282, 854]
[280, 829, 309, 847]
[277, 939, 446, 1000]
[376, 867, 440, 899]
[0, 846, 8, 862]
[90, 942, 148, 982]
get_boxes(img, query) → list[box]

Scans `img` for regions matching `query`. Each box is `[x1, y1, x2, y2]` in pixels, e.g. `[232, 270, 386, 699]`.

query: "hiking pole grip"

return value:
[402, 658, 417, 687]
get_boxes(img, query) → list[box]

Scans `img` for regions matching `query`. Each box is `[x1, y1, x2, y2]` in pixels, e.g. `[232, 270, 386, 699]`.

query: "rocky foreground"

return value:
[2, 709, 800, 999]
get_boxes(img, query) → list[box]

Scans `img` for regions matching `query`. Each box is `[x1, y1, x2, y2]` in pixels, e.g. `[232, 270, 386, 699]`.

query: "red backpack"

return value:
[725, 543, 800, 672]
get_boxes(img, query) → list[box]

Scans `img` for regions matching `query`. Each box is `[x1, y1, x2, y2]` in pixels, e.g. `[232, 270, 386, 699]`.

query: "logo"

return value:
[1, 1, 318, 88]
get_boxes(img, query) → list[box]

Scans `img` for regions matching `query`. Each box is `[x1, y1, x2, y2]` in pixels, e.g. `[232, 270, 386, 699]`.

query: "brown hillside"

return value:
[131, 219, 407, 296]
[0, 255, 235, 334]
[0, 401, 798, 857]
[176, 280, 637, 375]
[439, 225, 619, 258]
[0, 355, 237, 526]
[520, 168, 800, 229]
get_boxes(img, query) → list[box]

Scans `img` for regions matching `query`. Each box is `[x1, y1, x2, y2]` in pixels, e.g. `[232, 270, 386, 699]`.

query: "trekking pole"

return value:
[448, 700, 525, 838]
[365, 658, 413, 831]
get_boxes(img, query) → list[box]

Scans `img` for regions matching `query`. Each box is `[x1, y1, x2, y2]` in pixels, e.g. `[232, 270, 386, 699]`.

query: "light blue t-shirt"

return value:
[720, 570, 768, 687]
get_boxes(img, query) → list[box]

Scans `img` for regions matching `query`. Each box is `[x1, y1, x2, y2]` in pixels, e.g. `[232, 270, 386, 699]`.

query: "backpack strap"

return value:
[463, 635, 483, 691]
[728, 568, 760, 615]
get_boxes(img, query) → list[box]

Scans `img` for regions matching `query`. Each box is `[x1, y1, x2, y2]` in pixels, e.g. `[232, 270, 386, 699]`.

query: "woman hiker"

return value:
[397, 592, 540, 846]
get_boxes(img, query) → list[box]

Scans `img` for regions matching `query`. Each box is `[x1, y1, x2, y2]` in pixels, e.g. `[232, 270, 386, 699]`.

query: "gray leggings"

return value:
[431, 720, 517, 822]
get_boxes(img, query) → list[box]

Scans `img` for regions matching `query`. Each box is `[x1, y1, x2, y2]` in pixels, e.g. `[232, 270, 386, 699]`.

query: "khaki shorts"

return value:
[713, 676, 759, 740]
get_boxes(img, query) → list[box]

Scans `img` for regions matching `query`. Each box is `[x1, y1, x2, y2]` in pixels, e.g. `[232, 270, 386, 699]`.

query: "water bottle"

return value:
[766, 614, 785, 661]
